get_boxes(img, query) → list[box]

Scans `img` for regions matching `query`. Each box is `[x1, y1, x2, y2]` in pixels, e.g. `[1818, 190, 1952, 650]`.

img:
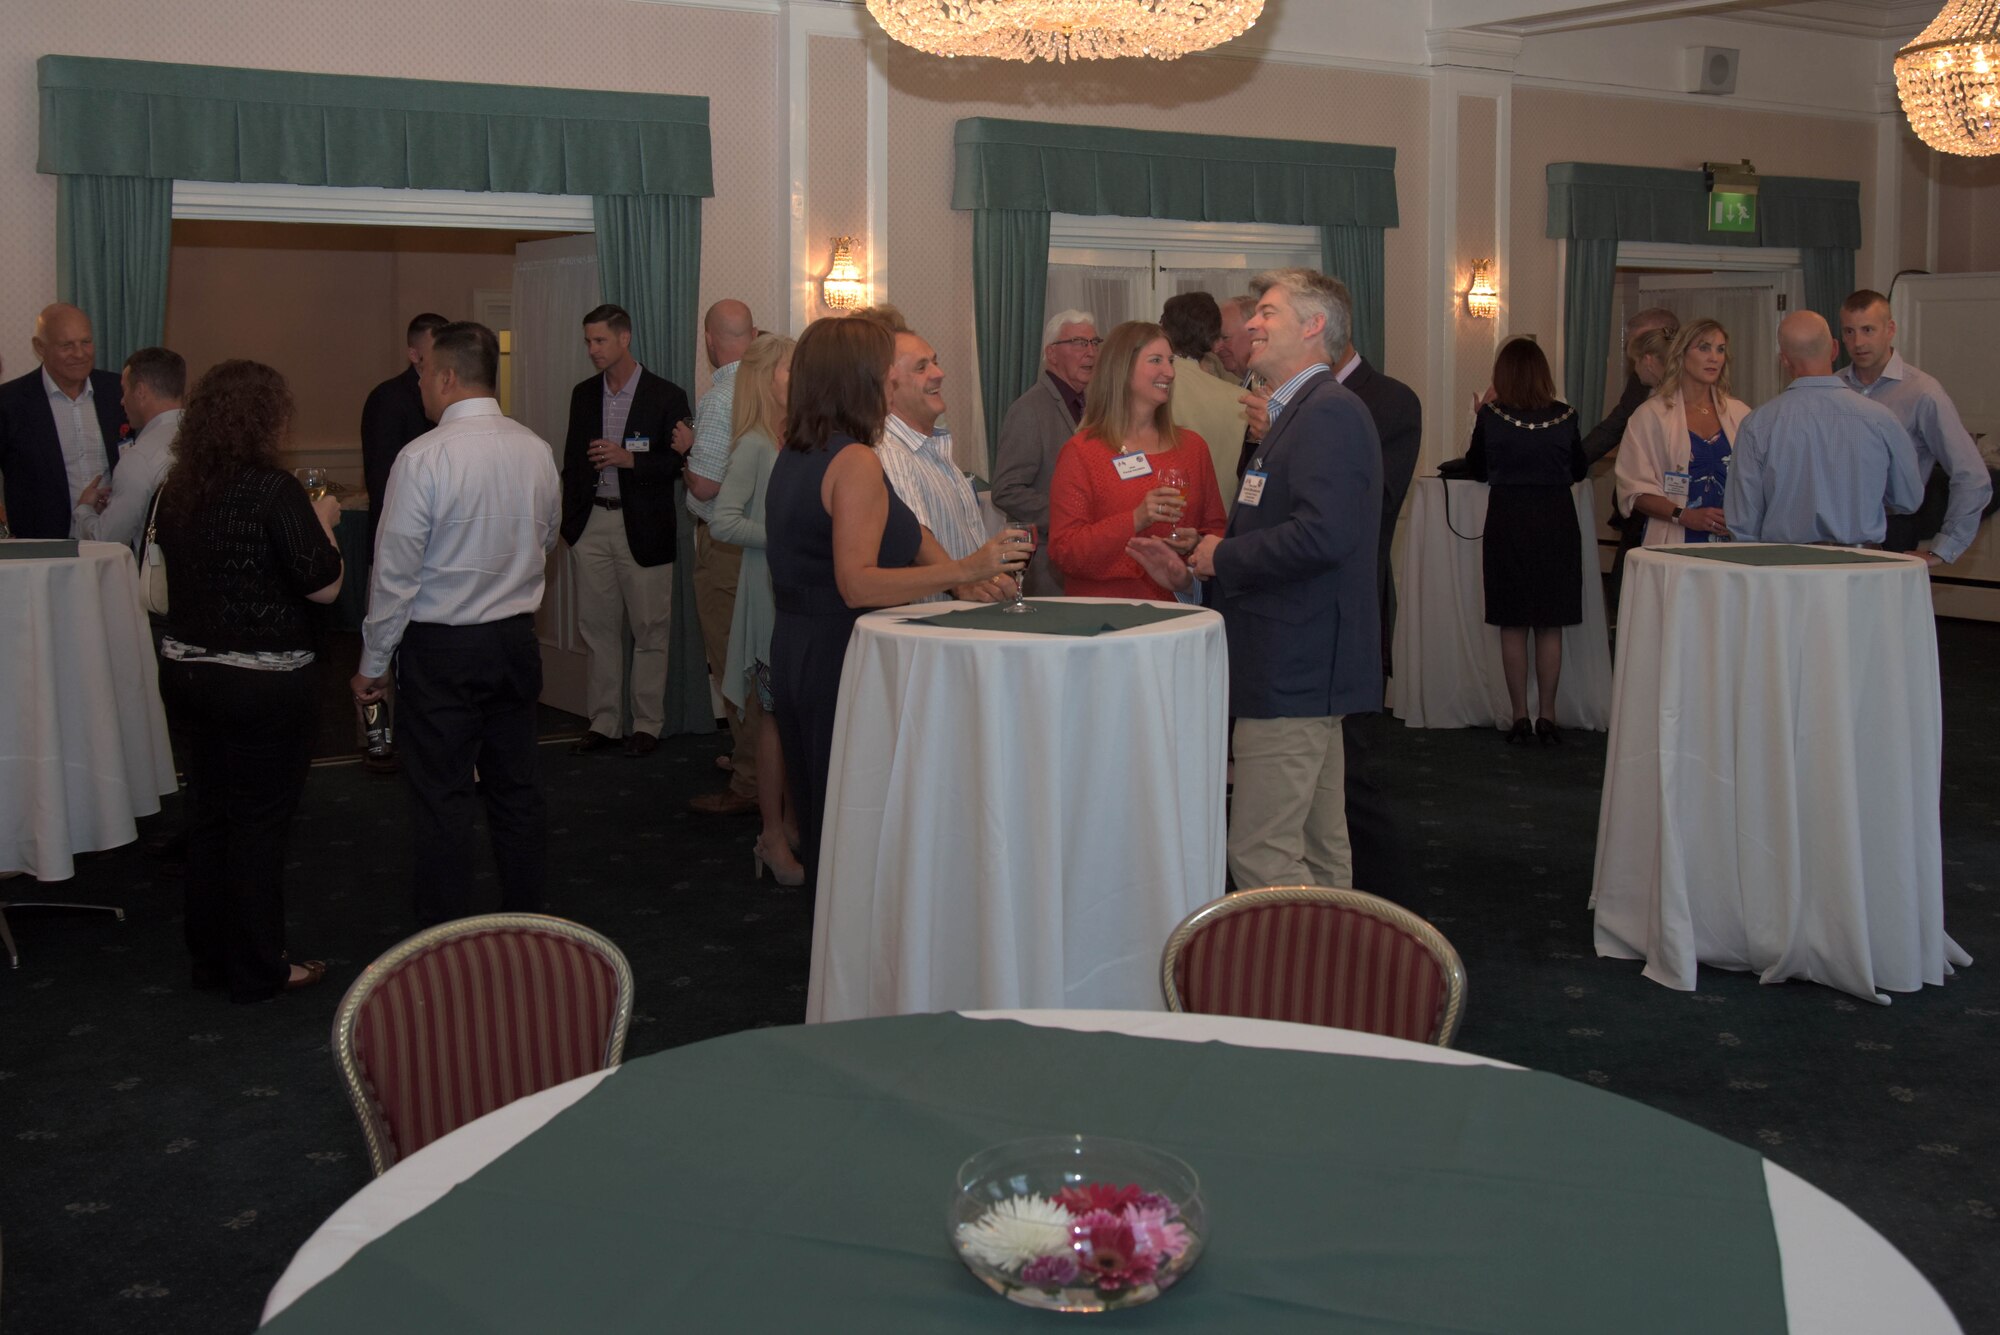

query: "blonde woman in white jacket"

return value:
[1614, 319, 1754, 546]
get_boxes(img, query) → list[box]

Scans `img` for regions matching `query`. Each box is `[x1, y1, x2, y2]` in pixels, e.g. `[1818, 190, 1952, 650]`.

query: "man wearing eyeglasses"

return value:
[993, 310, 1098, 596]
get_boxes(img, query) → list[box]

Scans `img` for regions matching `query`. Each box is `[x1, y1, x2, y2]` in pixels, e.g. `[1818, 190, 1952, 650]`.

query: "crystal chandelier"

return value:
[865, 0, 1265, 64]
[821, 237, 867, 310]
[1895, 1, 2000, 157]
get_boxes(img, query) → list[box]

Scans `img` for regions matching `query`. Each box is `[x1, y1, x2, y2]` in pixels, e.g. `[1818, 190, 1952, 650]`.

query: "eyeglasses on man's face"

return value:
[1050, 337, 1103, 351]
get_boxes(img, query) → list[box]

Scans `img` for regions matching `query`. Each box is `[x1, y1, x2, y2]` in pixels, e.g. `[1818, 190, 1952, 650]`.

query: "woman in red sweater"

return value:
[1048, 320, 1227, 600]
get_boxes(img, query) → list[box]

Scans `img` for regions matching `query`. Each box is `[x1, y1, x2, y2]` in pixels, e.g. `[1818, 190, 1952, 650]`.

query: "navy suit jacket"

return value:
[1342, 356, 1421, 671]
[560, 368, 691, 568]
[0, 367, 128, 538]
[1211, 371, 1382, 719]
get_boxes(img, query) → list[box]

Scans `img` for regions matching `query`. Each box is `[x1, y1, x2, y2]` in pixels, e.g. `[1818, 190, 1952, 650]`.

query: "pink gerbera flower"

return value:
[1070, 1209, 1158, 1290]
[1123, 1204, 1190, 1260]
[1055, 1182, 1145, 1215]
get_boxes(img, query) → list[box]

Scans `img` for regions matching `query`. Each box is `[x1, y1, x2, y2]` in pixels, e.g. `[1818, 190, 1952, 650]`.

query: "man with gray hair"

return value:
[993, 309, 1098, 596]
[1727, 310, 1923, 546]
[1139, 269, 1382, 891]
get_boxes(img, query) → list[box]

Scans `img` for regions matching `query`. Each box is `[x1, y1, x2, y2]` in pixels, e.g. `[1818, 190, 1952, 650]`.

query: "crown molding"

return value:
[1427, 27, 1525, 72]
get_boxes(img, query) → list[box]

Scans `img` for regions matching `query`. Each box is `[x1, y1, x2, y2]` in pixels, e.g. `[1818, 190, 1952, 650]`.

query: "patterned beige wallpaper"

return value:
[806, 35, 870, 325]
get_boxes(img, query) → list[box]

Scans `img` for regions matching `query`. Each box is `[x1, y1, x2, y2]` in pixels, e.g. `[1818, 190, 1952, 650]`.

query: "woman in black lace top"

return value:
[155, 361, 344, 1002]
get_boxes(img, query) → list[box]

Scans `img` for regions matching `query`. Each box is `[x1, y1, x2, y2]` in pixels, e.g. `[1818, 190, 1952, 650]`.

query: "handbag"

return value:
[139, 487, 169, 617]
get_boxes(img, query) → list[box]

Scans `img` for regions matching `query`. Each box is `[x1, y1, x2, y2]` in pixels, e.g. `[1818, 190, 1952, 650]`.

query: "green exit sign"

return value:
[1709, 191, 1756, 233]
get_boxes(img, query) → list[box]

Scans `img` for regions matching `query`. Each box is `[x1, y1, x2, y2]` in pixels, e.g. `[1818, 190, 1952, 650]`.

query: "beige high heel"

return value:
[753, 835, 806, 887]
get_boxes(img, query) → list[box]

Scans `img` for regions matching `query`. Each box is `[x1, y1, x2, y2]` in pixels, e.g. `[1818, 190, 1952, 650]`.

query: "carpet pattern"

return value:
[1, 620, 1996, 1334]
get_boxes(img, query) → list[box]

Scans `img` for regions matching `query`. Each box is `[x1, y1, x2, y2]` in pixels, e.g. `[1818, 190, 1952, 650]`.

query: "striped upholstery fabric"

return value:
[1173, 899, 1452, 1044]
[349, 924, 625, 1170]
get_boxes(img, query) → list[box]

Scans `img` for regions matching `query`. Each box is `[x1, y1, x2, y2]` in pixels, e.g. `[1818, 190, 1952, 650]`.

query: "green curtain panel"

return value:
[55, 173, 171, 369]
[1562, 238, 1619, 432]
[38, 56, 713, 197]
[973, 208, 1053, 471]
[1322, 224, 1386, 372]
[1802, 246, 1857, 351]
[594, 193, 713, 737]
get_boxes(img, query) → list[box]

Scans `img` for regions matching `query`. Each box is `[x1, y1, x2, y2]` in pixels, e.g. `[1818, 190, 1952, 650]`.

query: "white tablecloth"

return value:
[263, 1010, 1961, 1333]
[807, 598, 1228, 1023]
[0, 541, 177, 879]
[1390, 476, 1611, 730]
[1592, 546, 1969, 1003]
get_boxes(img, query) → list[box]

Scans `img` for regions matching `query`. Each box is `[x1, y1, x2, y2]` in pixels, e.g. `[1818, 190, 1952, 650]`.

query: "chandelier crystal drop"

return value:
[1895, 1, 2000, 157]
[865, 0, 1265, 64]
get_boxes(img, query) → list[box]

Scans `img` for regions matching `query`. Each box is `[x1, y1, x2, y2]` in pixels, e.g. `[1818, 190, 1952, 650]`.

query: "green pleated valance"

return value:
[1545, 163, 1859, 250]
[953, 117, 1399, 227]
[37, 55, 713, 197]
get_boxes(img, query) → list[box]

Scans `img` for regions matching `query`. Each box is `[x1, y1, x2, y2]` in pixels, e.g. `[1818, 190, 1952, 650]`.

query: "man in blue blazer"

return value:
[0, 304, 129, 538]
[1185, 269, 1382, 892]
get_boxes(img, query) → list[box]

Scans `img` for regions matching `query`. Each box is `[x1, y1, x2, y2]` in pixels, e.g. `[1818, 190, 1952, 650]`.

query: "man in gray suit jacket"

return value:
[991, 309, 1097, 596]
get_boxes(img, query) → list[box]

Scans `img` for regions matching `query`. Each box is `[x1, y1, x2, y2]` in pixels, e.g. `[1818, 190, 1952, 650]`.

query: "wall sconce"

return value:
[821, 236, 867, 310]
[1466, 260, 1500, 319]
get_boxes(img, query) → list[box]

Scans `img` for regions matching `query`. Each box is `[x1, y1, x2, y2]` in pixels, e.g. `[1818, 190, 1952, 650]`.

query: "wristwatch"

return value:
[1670, 505, 1685, 524]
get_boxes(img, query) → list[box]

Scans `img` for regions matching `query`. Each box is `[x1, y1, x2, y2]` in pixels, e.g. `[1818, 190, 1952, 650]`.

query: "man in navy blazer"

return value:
[1185, 269, 1382, 892]
[0, 304, 128, 538]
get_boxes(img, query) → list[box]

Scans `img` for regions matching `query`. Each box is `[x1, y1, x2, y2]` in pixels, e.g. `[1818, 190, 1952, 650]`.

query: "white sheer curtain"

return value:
[1045, 263, 1149, 331]
[511, 234, 599, 447]
[1162, 266, 1257, 309]
[1640, 285, 1782, 410]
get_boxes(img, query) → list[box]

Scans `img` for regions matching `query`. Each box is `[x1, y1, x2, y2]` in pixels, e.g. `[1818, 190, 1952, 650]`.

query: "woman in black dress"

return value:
[1465, 338, 1586, 745]
[764, 318, 1028, 876]
[154, 361, 344, 1001]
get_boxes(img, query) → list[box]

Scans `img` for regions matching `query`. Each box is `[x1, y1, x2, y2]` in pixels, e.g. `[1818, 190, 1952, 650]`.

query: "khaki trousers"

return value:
[693, 520, 756, 794]
[1227, 714, 1351, 891]
[574, 505, 673, 737]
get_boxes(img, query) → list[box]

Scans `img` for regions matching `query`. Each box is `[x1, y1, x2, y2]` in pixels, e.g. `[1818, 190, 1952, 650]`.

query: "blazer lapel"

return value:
[1250, 372, 1330, 468]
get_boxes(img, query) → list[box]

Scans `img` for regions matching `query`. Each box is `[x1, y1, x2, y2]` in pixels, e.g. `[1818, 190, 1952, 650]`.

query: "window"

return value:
[1046, 215, 1321, 331]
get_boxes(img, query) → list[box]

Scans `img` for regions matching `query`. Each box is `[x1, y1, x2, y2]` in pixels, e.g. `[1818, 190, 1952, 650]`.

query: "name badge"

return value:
[625, 434, 652, 454]
[1238, 469, 1269, 508]
[1663, 469, 1690, 499]
[1112, 452, 1154, 482]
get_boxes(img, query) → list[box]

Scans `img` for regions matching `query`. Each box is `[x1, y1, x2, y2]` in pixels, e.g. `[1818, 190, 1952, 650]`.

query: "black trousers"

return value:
[1342, 711, 1408, 903]
[158, 658, 315, 1002]
[395, 616, 547, 926]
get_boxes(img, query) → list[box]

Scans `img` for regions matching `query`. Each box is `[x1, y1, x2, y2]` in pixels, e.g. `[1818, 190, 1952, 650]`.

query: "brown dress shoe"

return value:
[688, 788, 758, 815]
[572, 730, 618, 754]
[624, 731, 659, 758]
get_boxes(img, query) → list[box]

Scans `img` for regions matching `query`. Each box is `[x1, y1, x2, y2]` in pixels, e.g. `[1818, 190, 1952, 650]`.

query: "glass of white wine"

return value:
[295, 467, 330, 502]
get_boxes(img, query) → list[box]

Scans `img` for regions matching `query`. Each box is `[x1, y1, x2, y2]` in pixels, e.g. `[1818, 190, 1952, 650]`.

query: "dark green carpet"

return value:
[3, 620, 1997, 1334]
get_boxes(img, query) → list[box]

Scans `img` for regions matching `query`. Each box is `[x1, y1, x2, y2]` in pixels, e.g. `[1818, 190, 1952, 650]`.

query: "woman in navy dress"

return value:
[1465, 337, 1587, 745]
[765, 317, 1029, 877]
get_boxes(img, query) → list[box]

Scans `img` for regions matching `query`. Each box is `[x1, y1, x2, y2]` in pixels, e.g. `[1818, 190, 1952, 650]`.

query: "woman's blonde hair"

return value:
[1079, 320, 1177, 453]
[1654, 318, 1734, 407]
[1628, 326, 1674, 374]
[731, 332, 796, 451]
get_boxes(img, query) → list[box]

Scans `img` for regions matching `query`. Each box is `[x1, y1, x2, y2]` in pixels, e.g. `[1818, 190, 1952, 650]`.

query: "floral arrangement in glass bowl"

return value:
[948, 1135, 1206, 1312]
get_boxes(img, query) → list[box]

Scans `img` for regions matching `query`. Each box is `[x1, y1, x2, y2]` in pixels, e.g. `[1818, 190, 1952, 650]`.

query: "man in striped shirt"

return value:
[876, 327, 998, 604]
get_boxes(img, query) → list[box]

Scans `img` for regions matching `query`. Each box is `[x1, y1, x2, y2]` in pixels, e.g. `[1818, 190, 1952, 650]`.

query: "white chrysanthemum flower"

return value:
[960, 1193, 1074, 1273]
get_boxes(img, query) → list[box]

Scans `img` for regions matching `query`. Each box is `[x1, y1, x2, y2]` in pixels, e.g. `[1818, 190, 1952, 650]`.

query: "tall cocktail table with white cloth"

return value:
[1592, 545, 1969, 1003]
[1391, 476, 1610, 729]
[262, 1010, 1959, 1333]
[808, 598, 1227, 1022]
[0, 541, 177, 879]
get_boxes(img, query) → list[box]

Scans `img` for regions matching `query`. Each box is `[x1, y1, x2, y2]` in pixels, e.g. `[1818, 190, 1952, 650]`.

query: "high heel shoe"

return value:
[1535, 718, 1563, 746]
[1504, 717, 1533, 744]
[753, 836, 806, 887]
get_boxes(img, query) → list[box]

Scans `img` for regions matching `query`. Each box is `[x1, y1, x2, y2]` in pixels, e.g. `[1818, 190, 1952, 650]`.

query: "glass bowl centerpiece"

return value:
[948, 1134, 1206, 1312]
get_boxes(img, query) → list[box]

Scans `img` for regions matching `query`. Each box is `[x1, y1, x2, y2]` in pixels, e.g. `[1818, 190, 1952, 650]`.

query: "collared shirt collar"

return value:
[42, 366, 92, 404]
[884, 413, 948, 451]
[1839, 352, 1907, 393]
[1047, 370, 1086, 423]
[1266, 361, 1332, 422]
[1788, 375, 1848, 391]
[1333, 351, 1362, 384]
[439, 397, 504, 423]
[604, 361, 643, 397]
[136, 407, 183, 447]
[710, 359, 740, 389]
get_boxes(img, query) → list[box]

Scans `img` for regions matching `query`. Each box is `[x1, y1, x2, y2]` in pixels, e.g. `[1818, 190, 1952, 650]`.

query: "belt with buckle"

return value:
[593, 497, 622, 510]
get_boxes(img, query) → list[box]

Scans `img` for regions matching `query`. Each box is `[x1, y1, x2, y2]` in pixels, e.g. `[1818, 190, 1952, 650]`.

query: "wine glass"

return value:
[1159, 467, 1191, 547]
[1000, 524, 1036, 615]
[295, 467, 330, 502]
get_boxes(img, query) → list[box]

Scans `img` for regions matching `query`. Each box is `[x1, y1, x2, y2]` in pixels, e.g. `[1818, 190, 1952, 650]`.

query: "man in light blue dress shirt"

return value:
[1837, 289, 1993, 567]
[1727, 312, 1924, 547]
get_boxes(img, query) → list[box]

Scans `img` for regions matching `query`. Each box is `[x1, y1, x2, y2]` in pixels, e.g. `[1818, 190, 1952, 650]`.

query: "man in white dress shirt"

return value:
[352, 322, 562, 926]
[874, 325, 994, 599]
[76, 347, 183, 553]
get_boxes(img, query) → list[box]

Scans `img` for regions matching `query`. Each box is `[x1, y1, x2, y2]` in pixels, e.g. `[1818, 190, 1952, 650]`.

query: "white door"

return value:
[1896, 271, 2000, 621]
[1633, 269, 1803, 411]
[512, 234, 599, 716]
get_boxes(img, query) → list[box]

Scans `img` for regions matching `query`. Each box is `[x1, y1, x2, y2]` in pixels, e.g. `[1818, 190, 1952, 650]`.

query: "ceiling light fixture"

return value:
[864, 0, 1265, 64]
[1896, 1, 2000, 157]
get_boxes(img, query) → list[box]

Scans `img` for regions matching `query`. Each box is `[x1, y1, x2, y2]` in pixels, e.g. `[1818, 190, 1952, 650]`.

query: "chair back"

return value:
[332, 913, 634, 1175]
[1160, 887, 1467, 1046]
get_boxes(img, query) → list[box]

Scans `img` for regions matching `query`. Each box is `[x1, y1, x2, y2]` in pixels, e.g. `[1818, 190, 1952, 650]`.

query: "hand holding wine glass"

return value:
[997, 523, 1037, 614]
[1158, 467, 1193, 548]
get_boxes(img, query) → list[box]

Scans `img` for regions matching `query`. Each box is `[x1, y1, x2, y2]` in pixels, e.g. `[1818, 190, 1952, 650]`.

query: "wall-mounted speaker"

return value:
[1687, 46, 1739, 97]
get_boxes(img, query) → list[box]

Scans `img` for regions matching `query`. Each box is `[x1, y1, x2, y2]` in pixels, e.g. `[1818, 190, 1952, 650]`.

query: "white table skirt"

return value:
[1592, 546, 1969, 1003]
[1390, 476, 1611, 730]
[0, 541, 177, 879]
[263, 1010, 1961, 1334]
[807, 599, 1228, 1023]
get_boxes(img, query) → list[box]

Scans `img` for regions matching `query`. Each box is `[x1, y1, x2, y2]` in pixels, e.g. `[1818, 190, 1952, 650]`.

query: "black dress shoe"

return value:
[1504, 717, 1534, 744]
[572, 730, 618, 755]
[624, 731, 658, 758]
[1536, 718, 1563, 746]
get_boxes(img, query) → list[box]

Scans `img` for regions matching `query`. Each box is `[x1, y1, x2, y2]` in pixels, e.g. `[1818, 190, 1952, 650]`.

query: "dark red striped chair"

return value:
[1160, 887, 1468, 1047]
[332, 913, 635, 1176]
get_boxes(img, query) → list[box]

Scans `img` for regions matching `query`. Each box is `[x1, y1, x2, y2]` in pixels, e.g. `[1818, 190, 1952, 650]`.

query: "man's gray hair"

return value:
[1042, 309, 1096, 347]
[1250, 268, 1351, 362]
[1226, 293, 1259, 320]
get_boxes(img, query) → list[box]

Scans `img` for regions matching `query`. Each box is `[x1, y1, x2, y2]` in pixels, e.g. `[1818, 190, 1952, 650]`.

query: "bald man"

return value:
[1726, 311, 1924, 547]
[685, 298, 762, 814]
[0, 304, 129, 538]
